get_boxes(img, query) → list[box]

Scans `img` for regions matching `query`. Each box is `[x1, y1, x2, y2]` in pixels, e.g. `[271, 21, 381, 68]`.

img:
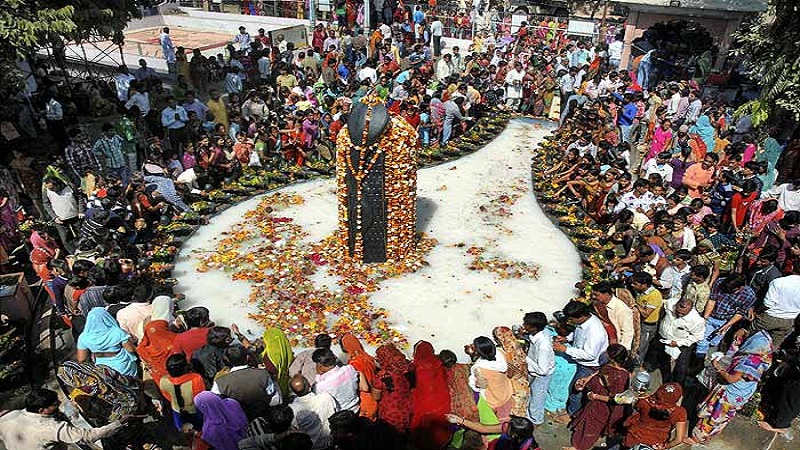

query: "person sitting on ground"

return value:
[290, 333, 337, 387]
[238, 405, 296, 450]
[158, 353, 205, 432]
[172, 306, 212, 360]
[312, 347, 361, 413]
[444, 414, 541, 450]
[191, 326, 233, 389]
[211, 344, 281, 420]
[0, 388, 126, 449]
[288, 374, 339, 449]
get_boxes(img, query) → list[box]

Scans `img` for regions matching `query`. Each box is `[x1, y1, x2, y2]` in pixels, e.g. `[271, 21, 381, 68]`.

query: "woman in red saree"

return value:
[567, 344, 630, 450]
[341, 333, 378, 420]
[410, 340, 452, 450]
[137, 296, 178, 384]
[373, 344, 413, 432]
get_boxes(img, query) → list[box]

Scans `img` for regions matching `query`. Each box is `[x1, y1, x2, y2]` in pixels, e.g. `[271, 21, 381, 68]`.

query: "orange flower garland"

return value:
[335, 112, 419, 263]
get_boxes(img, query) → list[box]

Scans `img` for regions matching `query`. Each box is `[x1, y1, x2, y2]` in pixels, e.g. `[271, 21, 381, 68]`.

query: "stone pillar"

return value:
[619, 10, 639, 71]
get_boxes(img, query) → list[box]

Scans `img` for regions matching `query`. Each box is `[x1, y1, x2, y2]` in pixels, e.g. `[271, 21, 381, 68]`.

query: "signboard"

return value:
[270, 25, 309, 49]
[567, 19, 597, 37]
[318, 0, 331, 12]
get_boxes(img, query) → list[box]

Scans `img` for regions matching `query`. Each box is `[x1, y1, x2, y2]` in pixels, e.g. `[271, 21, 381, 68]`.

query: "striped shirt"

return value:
[92, 136, 126, 169]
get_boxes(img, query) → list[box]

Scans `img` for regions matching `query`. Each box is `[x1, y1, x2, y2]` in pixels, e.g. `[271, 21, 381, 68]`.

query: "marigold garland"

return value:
[336, 115, 419, 263]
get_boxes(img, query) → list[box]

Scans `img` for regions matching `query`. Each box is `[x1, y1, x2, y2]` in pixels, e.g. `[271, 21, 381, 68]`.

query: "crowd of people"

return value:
[0, 4, 799, 450]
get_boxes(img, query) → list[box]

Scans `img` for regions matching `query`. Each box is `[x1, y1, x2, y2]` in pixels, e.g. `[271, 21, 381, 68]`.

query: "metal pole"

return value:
[364, 0, 370, 36]
[309, 0, 316, 26]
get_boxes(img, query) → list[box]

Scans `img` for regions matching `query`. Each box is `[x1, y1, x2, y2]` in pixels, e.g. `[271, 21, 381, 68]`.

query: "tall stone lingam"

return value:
[335, 97, 418, 263]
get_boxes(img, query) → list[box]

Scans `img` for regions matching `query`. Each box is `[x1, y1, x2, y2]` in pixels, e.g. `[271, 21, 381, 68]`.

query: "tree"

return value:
[0, 2, 76, 58]
[0, 0, 140, 92]
[733, 0, 800, 129]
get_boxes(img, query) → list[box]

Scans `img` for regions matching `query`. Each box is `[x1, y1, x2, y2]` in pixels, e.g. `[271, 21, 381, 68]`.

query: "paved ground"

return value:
[122, 27, 233, 59]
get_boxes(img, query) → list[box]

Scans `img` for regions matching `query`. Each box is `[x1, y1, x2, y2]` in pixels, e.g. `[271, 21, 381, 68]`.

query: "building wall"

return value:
[620, 9, 743, 70]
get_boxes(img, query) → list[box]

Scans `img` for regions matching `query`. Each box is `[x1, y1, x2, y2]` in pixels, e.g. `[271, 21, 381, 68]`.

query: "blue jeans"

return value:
[620, 124, 633, 143]
[528, 373, 552, 425]
[567, 364, 597, 415]
[419, 127, 430, 146]
[696, 316, 726, 356]
[108, 165, 130, 186]
[442, 120, 454, 145]
[637, 61, 652, 90]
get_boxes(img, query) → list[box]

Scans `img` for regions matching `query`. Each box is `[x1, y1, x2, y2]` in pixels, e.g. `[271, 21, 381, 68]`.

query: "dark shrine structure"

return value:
[335, 97, 418, 263]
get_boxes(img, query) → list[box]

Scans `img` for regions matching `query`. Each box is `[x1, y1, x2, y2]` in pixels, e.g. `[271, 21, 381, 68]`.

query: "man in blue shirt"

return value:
[619, 94, 639, 143]
[412, 6, 425, 40]
[161, 96, 188, 154]
[413, 6, 425, 24]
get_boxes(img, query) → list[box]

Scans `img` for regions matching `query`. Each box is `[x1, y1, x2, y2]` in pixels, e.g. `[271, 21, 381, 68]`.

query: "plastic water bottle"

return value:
[61, 400, 79, 420]
[632, 370, 651, 393]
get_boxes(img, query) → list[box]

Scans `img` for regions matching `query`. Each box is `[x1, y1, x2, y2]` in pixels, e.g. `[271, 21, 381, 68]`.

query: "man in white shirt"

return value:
[642, 151, 674, 183]
[124, 83, 149, 117]
[756, 275, 800, 345]
[505, 62, 525, 110]
[597, 71, 621, 98]
[591, 281, 635, 351]
[358, 62, 378, 84]
[553, 301, 609, 415]
[522, 312, 555, 425]
[608, 38, 623, 69]
[431, 19, 444, 57]
[114, 66, 136, 102]
[656, 249, 692, 299]
[233, 26, 251, 54]
[656, 297, 705, 383]
[566, 134, 596, 158]
[0, 388, 124, 450]
[435, 53, 455, 82]
[288, 374, 339, 449]
[312, 348, 360, 413]
[159, 27, 176, 75]
[616, 178, 656, 215]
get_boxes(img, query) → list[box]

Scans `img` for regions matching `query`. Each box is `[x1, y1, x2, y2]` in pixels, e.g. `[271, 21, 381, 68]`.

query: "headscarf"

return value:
[137, 318, 177, 383]
[376, 344, 412, 375]
[341, 333, 379, 419]
[151, 295, 175, 323]
[729, 330, 773, 382]
[341, 333, 377, 382]
[410, 341, 452, 450]
[194, 391, 248, 450]
[261, 327, 294, 397]
[689, 115, 716, 155]
[77, 308, 130, 352]
[652, 382, 683, 407]
[492, 326, 528, 380]
[410, 341, 437, 370]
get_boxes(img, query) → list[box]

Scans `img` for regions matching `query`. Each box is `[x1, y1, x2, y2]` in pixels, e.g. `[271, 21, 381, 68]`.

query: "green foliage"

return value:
[0, 3, 76, 58]
[733, 0, 800, 127]
[0, 1, 141, 91]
